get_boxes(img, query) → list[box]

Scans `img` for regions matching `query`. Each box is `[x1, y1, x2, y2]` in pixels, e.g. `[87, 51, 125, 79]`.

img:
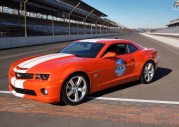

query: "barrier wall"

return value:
[149, 33, 179, 38]
[0, 33, 123, 49]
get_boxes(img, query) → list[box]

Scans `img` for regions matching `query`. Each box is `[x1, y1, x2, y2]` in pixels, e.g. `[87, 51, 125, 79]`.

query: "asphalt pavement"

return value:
[0, 33, 179, 127]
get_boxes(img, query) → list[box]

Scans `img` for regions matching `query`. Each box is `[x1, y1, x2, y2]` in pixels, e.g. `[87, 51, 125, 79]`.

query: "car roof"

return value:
[78, 39, 129, 44]
[78, 38, 144, 50]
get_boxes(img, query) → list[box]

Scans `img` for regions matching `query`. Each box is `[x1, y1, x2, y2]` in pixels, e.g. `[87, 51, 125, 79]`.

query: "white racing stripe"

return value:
[11, 76, 16, 86]
[18, 53, 72, 69]
[15, 92, 25, 98]
[79, 39, 122, 43]
[9, 53, 73, 94]
[90, 97, 179, 105]
[18, 54, 56, 68]
[0, 90, 24, 97]
[13, 67, 18, 72]
[16, 70, 27, 73]
[79, 39, 99, 42]
[11, 90, 25, 98]
[12, 90, 16, 95]
[11, 76, 25, 89]
[14, 80, 25, 89]
[12, 53, 72, 73]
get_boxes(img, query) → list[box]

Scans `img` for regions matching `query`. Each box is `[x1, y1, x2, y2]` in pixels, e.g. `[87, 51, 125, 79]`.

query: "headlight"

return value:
[16, 73, 34, 79]
[35, 74, 50, 80]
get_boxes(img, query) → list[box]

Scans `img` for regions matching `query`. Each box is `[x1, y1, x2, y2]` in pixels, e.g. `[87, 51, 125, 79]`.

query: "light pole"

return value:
[95, 15, 103, 34]
[24, 0, 28, 37]
[84, 9, 94, 34]
[52, 18, 54, 36]
[68, 2, 81, 35]
[101, 20, 107, 34]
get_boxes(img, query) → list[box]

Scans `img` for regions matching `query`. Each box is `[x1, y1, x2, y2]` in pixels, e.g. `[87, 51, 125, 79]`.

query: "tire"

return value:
[61, 73, 89, 105]
[140, 61, 155, 84]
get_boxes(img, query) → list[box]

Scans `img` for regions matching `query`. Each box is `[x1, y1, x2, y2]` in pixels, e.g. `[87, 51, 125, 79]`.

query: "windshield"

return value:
[60, 42, 105, 58]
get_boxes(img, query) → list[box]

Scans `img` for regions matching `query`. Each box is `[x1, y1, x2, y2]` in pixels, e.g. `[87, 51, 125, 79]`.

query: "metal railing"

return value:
[0, 6, 122, 37]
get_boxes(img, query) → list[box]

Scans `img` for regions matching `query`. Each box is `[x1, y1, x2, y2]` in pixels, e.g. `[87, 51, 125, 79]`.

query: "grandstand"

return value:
[0, 0, 126, 37]
[150, 19, 179, 33]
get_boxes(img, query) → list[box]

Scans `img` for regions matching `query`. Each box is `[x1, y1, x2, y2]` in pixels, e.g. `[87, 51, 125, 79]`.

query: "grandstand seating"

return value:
[0, 13, 106, 37]
[0, 0, 124, 37]
[152, 26, 179, 33]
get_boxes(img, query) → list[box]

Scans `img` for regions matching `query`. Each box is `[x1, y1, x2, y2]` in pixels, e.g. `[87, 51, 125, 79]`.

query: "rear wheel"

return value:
[140, 61, 155, 84]
[61, 73, 89, 105]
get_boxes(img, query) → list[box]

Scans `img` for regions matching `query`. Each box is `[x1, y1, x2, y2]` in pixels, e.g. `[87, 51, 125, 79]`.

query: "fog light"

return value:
[41, 88, 48, 95]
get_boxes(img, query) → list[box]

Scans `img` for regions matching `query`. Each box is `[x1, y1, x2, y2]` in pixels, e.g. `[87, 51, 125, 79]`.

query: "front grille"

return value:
[11, 84, 37, 96]
[15, 72, 34, 79]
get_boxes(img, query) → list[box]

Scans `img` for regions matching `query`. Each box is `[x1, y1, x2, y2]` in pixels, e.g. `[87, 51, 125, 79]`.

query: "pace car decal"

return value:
[115, 59, 126, 76]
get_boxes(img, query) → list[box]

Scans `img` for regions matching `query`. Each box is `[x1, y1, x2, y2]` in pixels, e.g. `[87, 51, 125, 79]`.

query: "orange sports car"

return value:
[9, 39, 159, 105]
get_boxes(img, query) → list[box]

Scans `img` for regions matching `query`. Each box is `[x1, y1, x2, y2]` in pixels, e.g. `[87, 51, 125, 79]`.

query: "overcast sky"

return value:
[82, 0, 179, 29]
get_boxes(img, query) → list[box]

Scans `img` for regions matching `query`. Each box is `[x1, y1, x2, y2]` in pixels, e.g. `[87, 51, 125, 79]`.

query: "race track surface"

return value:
[0, 33, 179, 127]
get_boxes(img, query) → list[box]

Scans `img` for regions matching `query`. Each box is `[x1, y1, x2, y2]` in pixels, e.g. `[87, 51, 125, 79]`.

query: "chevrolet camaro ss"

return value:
[9, 39, 159, 105]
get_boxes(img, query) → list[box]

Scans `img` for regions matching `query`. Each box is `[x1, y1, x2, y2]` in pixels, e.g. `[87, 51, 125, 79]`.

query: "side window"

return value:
[104, 44, 128, 56]
[117, 44, 127, 55]
[127, 44, 138, 53]
[104, 44, 119, 55]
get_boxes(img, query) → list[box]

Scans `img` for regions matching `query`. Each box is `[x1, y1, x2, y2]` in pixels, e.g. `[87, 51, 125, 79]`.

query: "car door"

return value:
[97, 43, 135, 88]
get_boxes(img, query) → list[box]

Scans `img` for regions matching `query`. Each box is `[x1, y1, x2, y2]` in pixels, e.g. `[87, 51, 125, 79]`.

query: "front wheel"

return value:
[140, 61, 155, 84]
[61, 73, 89, 105]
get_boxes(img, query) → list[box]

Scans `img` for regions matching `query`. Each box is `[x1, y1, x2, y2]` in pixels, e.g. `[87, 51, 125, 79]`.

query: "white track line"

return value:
[89, 97, 179, 105]
[0, 90, 12, 94]
[1, 90, 179, 105]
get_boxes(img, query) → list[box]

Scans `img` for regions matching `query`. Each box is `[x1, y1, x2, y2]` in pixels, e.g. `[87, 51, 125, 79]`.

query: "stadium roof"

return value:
[59, 0, 107, 17]
[167, 18, 179, 27]
[0, 0, 120, 27]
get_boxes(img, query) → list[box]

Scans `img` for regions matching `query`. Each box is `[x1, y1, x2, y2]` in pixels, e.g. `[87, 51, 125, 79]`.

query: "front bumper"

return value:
[9, 77, 63, 103]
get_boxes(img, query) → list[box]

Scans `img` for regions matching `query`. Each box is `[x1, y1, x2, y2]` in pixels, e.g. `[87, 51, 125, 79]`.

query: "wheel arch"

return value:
[60, 71, 91, 105]
[139, 59, 156, 83]
[61, 71, 91, 93]
[142, 59, 156, 71]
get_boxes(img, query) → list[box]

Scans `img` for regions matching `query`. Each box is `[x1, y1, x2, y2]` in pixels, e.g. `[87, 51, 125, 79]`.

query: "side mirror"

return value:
[55, 50, 60, 53]
[102, 52, 116, 58]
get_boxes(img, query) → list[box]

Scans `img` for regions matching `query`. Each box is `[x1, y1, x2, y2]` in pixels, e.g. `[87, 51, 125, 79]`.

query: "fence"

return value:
[150, 26, 179, 33]
[0, 6, 122, 37]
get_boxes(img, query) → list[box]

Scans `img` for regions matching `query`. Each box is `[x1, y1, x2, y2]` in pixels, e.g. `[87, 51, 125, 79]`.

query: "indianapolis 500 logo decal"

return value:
[115, 59, 126, 77]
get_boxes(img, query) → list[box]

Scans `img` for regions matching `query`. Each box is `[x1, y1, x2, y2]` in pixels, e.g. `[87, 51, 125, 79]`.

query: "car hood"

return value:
[14, 53, 87, 73]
